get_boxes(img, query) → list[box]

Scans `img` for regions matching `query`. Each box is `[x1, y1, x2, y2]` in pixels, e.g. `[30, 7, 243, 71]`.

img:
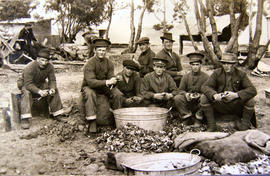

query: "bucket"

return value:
[112, 107, 169, 131]
[265, 89, 270, 106]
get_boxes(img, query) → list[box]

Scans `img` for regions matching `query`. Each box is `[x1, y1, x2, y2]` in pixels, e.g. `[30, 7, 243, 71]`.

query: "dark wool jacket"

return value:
[81, 56, 114, 94]
[156, 48, 183, 77]
[116, 71, 141, 98]
[178, 71, 209, 95]
[22, 61, 56, 94]
[18, 28, 37, 43]
[141, 72, 178, 99]
[201, 67, 257, 102]
[138, 48, 155, 77]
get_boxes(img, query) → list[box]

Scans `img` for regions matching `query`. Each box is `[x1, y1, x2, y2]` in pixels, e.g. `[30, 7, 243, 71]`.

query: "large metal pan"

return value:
[113, 107, 171, 132]
[121, 150, 201, 176]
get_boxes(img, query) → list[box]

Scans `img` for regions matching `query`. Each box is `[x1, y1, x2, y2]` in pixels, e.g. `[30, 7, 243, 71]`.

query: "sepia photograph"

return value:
[0, 0, 270, 175]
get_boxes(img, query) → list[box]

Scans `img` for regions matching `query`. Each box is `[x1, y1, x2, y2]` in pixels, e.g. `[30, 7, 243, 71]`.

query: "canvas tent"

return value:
[238, 14, 269, 46]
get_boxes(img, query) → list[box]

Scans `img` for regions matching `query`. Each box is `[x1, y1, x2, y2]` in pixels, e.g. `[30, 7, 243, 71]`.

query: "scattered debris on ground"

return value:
[96, 123, 174, 153]
[199, 154, 270, 175]
[19, 118, 80, 142]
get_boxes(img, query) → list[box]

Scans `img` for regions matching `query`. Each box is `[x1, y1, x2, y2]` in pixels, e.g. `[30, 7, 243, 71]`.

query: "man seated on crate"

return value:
[141, 56, 178, 108]
[201, 52, 257, 132]
[78, 38, 124, 134]
[115, 59, 143, 107]
[174, 51, 209, 127]
[18, 49, 70, 129]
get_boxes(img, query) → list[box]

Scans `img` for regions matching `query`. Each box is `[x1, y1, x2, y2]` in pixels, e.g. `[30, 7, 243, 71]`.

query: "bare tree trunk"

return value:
[163, 0, 167, 33]
[132, 5, 147, 53]
[225, 12, 244, 53]
[105, 0, 113, 40]
[194, 0, 220, 67]
[60, 0, 66, 43]
[128, 0, 135, 53]
[228, 1, 239, 55]
[249, 0, 253, 43]
[247, 0, 263, 69]
[207, 0, 222, 59]
[183, 15, 199, 51]
[257, 40, 270, 59]
[198, 0, 206, 32]
[198, 0, 211, 61]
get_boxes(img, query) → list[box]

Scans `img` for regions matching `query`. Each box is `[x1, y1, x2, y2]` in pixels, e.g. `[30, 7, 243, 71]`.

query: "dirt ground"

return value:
[0, 44, 270, 175]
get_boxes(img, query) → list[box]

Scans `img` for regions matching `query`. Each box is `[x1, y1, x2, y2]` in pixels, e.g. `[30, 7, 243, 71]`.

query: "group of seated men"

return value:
[18, 32, 257, 133]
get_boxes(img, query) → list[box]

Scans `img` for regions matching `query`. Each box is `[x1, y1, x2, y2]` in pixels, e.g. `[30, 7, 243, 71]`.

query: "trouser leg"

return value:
[81, 87, 98, 133]
[81, 87, 97, 119]
[238, 99, 255, 131]
[78, 93, 86, 123]
[47, 88, 64, 116]
[174, 94, 192, 119]
[110, 87, 125, 109]
[21, 87, 33, 119]
[142, 99, 156, 107]
[200, 94, 216, 132]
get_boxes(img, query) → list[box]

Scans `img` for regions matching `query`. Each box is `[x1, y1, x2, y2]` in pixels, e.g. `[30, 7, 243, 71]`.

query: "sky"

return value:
[28, 0, 270, 45]
[96, 0, 194, 44]
[29, 0, 190, 44]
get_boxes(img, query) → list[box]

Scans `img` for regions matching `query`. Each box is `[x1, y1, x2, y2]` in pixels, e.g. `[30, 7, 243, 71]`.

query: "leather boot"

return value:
[238, 107, 254, 131]
[21, 118, 31, 130]
[202, 106, 216, 132]
[181, 113, 192, 126]
[193, 118, 202, 128]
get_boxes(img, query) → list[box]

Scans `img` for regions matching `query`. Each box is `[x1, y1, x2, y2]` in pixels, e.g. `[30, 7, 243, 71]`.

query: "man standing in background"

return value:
[156, 32, 185, 86]
[137, 37, 155, 77]
[18, 23, 38, 59]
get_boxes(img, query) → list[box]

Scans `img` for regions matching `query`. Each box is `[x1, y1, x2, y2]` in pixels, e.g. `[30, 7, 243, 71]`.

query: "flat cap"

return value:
[136, 37, 150, 44]
[93, 38, 111, 47]
[37, 49, 50, 60]
[186, 51, 204, 64]
[123, 59, 140, 71]
[220, 52, 237, 64]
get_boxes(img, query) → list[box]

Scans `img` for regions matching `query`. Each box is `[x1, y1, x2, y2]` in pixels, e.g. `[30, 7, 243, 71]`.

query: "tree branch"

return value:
[207, 0, 222, 59]
[225, 12, 244, 52]
[194, 0, 220, 67]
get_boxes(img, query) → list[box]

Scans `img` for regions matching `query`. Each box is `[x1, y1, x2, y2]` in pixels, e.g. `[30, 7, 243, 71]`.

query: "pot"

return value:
[121, 150, 201, 176]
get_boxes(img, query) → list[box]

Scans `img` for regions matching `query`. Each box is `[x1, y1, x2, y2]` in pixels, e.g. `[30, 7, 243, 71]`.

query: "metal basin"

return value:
[121, 151, 201, 176]
[113, 107, 169, 131]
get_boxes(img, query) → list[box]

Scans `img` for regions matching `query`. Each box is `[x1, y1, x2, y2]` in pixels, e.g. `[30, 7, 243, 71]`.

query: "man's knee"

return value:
[244, 99, 255, 109]
[82, 87, 96, 99]
[21, 88, 32, 98]
[200, 94, 210, 106]
[174, 94, 186, 104]
[111, 88, 124, 98]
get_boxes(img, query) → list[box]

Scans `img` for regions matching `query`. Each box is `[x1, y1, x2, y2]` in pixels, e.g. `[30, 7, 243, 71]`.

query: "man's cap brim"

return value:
[160, 36, 175, 42]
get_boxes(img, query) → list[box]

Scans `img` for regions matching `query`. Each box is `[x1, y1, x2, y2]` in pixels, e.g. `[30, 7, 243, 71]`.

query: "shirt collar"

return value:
[141, 48, 150, 55]
[192, 71, 201, 76]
